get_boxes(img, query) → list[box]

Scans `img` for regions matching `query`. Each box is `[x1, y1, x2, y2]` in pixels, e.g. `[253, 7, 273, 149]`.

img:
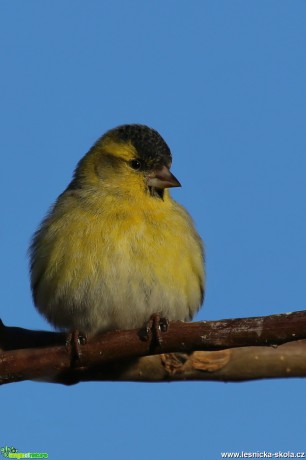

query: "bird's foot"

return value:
[66, 330, 87, 366]
[142, 313, 169, 348]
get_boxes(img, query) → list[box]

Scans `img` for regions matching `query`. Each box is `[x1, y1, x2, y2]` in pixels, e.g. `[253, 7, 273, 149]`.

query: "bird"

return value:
[29, 124, 205, 340]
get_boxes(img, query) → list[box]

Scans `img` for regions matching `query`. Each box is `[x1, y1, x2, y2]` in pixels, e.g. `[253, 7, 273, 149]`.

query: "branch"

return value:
[1, 310, 306, 385]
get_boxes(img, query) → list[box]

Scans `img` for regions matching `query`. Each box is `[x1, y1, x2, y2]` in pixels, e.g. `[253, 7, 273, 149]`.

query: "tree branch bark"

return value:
[1, 309, 306, 385]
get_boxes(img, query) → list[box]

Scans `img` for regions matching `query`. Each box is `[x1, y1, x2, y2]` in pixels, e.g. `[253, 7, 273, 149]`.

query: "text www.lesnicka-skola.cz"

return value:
[220, 452, 305, 458]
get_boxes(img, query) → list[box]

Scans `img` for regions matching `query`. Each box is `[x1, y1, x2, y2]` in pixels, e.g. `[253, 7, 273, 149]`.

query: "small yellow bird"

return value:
[30, 124, 205, 337]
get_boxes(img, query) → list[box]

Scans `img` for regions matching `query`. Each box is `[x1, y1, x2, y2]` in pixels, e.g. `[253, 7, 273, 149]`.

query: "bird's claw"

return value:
[66, 330, 87, 366]
[143, 313, 169, 347]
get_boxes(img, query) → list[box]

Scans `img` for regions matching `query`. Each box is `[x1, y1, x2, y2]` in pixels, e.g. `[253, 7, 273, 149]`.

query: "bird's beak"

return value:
[147, 166, 181, 189]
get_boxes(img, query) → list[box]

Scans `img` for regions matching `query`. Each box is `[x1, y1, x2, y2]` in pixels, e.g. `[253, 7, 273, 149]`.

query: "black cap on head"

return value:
[107, 124, 172, 167]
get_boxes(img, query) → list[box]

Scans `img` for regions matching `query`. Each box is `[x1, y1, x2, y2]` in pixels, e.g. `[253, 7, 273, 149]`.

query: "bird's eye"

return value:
[129, 159, 142, 170]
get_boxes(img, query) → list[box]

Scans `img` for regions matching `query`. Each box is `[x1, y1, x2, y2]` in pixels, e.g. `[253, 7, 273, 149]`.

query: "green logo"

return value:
[0, 447, 48, 459]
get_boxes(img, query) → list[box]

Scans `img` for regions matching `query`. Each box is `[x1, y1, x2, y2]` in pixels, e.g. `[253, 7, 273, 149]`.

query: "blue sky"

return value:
[1, 1, 306, 458]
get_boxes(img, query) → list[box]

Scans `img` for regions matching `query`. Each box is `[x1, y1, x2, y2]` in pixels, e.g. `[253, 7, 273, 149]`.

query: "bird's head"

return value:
[73, 124, 181, 199]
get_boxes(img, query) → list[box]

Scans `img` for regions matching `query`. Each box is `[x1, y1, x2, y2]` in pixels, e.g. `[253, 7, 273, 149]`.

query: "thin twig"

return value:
[0, 310, 305, 385]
